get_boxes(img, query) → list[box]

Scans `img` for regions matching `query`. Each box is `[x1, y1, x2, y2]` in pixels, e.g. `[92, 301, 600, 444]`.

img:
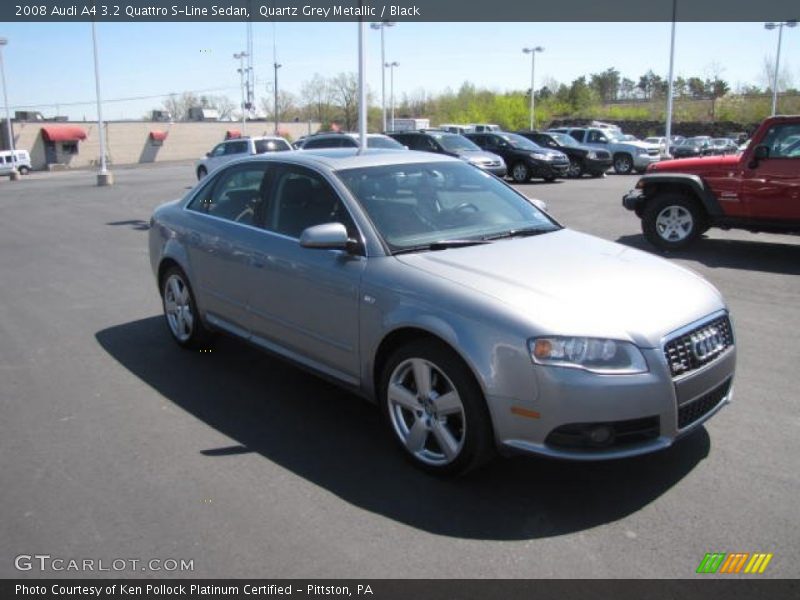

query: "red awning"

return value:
[225, 129, 241, 139]
[149, 130, 168, 142]
[41, 125, 88, 143]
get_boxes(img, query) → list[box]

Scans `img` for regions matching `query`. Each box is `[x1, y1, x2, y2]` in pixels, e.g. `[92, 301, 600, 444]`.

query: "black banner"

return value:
[2, 0, 800, 22]
[2, 580, 799, 600]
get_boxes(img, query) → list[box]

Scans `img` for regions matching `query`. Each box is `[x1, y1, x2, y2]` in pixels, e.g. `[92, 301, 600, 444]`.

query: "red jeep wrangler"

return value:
[623, 115, 800, 250]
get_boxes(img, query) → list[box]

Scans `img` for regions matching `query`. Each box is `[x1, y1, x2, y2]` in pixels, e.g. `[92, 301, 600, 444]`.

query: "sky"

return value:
[0, 21, 797, 121]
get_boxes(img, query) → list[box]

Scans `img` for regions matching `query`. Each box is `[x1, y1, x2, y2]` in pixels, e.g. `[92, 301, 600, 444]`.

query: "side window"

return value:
[210, 144, 226, 157]
[186, 165, 268, 226]
[425, 138, 439, 152]
[764, 125, 800, 158]
[268, 167, 356, 239]
[569, 130, 584, 143]
[225, 141, 249, 155]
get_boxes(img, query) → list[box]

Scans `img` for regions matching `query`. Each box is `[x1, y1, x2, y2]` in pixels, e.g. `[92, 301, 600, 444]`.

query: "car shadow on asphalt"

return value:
[96, 316, 710, 541]
[616, 234, 800, 276]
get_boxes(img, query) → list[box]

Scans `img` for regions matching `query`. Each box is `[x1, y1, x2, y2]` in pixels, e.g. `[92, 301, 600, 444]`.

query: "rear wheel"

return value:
[511, 162, 531, 183]
[567, 157, 583, 178]
[18, 166, 30, 175]
[642, 194, 706, 251]
[380, 339, 494, 476]
[613, 153, 634, 175]
[196, 166, 207, 180]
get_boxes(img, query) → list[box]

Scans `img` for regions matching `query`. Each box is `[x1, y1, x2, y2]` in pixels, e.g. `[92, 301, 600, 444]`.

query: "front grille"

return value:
[595, 150, 611, 159]
[664, 315, 734, 377]
[678, 378, 731, 429]
[546, 416, 660, 450]
[647, 149, 660, 156]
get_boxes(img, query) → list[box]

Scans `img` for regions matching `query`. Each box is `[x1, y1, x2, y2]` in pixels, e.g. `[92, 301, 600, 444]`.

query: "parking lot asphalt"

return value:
[1, 164, 798, 579]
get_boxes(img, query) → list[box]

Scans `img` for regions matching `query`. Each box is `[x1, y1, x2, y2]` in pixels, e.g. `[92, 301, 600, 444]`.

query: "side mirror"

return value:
[530, 197, 548, 212]
[299, 222, 356, 252]
[749, 144, 769, 169]
[205, 152, 211, 157]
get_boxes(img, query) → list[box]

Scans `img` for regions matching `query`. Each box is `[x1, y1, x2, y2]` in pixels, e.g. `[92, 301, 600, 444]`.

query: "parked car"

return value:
[300, 132, 406, 151]
[555, 127, 661, 174]
[465, 132, 569, 182]
[0, 149, 32, 176]
[644, 137, 669, 156]
[709, 138, 739, 155]
[388, 130, 506, 176]
[516, 130, 612, 178]
[669, 137, 713, 159]
[150, 149, 736, 474]
[468, 123, 501, 133]
[623, 115, 800, 250]
[196, 136, 292, 179]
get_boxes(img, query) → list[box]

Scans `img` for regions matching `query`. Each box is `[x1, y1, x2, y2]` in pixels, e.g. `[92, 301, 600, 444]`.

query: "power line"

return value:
[10, 85, 240, 110]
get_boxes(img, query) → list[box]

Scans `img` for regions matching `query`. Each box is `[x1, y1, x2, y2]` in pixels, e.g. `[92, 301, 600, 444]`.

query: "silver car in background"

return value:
[149, 150, 736, 475]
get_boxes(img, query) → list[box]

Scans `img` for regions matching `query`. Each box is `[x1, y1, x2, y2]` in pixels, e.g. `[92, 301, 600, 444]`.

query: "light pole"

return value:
[385, 61, 399, 131]
[0, 37, 18, 180]
[273, 61, 281, 135]
[764, 20, 797, 116]
[91, 23, 112, 186]
[664, 0, 677, 157]
[234, 51, 249, 134]
[370, 22, 395, 132]
[522, 46, 544, 130]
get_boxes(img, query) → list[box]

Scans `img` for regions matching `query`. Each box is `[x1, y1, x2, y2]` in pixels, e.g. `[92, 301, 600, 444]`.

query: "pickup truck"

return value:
[622, 115, 800, 250]
[552, 126, 661, 174]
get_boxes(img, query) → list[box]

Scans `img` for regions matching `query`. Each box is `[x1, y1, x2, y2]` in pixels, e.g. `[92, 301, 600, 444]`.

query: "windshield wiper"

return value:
[482, 227, 552, 241]
[393, 239, 491, 254]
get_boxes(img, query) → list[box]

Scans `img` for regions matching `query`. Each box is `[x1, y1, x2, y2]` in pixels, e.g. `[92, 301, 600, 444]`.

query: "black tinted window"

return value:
[187, 165, 268, 226]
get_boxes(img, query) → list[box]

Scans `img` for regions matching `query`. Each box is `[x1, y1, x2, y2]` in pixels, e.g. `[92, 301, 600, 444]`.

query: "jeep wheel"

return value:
[613, 153, 634, 175]
[642, 194, 705, 251]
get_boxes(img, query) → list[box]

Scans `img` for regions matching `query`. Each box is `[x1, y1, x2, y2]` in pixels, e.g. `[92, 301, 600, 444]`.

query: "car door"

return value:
[246, 163, 365, 383]
[183, 162, 272, 335]
[740, 122, 800, 220]
[205, 143, 228, 171]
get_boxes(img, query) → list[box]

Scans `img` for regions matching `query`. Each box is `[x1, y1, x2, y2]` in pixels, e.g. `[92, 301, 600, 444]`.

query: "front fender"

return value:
[636, 173, 723, 217]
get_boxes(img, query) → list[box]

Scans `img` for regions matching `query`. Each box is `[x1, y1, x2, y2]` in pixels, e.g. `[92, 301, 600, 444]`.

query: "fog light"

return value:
[587, 426, 613, 445]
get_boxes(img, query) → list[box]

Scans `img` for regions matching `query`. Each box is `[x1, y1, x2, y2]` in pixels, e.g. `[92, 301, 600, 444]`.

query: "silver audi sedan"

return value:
[149, 149, 736, 475]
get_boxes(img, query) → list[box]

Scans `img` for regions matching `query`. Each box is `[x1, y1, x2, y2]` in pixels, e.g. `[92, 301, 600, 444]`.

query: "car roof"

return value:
[233, 148, 461, 170]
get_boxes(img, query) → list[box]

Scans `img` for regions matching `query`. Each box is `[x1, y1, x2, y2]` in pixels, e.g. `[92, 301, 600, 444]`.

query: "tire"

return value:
[613, 153, 634, 175]
[160, 266, 213, 349]
[18, 166, 30, 175]
[380, 339, 495, 476]
[197, 166, 207, 180]
[543, 176, 557, 183]
[590, 170, 606, 178]
[567, 157, 583, 178]
[511, 162, 531, 183]
[642, 194, 706, 251]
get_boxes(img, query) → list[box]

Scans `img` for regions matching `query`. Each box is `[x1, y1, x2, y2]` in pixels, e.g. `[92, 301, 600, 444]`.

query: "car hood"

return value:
[394, 229, 724, 348]
[653, 154, 740, 172]
[621, 140, 659, 150]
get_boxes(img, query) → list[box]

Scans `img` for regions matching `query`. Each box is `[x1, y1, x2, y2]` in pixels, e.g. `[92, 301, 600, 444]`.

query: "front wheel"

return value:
[18, 166, 30, 175]
[613, 153, 634, 175]
[567, 158, 583, 178]
[196, 166, 207, 180]
[511, 162, 531, 183]
[642, 194, 706, 251]
[380, 340, 494, 476]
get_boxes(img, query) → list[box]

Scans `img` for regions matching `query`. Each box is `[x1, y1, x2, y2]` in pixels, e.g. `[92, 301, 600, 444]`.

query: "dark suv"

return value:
[465, 132, 569, 183]
[516, 130, 612, 178]
[389, 130, 506, 176]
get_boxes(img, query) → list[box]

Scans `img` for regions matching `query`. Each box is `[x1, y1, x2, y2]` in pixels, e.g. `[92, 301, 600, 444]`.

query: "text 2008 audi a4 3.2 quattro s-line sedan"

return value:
[149, 149, 736, 475]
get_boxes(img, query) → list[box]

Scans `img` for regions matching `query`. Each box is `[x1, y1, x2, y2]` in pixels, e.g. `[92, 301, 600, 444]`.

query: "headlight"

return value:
[528, 337, 648, 374]
[636, 147, 648, 155]
[587, 151, 597, 159]
[531, 152, 551, 160]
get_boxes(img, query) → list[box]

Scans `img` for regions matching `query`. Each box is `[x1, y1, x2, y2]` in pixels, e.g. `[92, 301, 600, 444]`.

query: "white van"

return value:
[0, 150, 32, 176]
[469, 123, 501, 133]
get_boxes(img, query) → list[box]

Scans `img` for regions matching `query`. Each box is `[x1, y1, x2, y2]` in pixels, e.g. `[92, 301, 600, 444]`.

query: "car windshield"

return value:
[367, 136, 405, 149]
[549, 133, 579, 147]
[255, 139, 291, 153]
[431, 133, 482, 152]
[337, 161, 559, 252]
[500, 133, 540, 150]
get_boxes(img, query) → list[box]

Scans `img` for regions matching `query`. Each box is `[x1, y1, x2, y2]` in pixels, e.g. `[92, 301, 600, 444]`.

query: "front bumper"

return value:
[622, 188, 645, 212]
[585, 156, 613, 173]
[531, 160, 570, 179]
[633, 153, 661, 170]
[490, 325, 736, 461]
